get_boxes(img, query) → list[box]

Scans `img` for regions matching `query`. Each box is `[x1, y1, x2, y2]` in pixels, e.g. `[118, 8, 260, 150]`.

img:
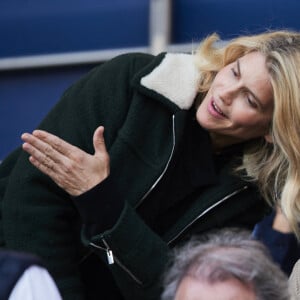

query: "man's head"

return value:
[161, 229, 291, 300]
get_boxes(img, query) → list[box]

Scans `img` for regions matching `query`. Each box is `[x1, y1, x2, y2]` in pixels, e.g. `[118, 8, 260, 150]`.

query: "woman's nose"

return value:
[219, 85, 237, 105]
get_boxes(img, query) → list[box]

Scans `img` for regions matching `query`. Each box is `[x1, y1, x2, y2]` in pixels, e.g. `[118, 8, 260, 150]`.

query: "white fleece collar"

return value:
[140, 53, 201, 110]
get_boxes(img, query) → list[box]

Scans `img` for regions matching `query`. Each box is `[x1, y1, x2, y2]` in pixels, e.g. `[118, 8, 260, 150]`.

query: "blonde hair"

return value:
[195, 31, 300, 238]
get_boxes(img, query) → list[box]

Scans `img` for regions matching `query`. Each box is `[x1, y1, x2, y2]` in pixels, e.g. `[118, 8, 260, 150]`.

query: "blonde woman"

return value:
[1, 30, 300, 299]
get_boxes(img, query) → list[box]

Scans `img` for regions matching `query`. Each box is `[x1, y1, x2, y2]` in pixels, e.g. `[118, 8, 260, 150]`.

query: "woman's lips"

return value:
[208, 99, 227, 118]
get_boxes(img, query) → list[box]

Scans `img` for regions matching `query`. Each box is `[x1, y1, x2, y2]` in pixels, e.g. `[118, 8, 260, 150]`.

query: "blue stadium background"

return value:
[1, 0, 300, 159]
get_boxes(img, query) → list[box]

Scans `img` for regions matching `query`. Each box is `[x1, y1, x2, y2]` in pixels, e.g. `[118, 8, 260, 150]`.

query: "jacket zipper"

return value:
[134, 114, 176, 209]
[89, 115, 176, 286]
[89, 115, 248, 285]
[89, 238, 143, 286]
[90, 187, 248, 285]
[167, 185, 249, 246]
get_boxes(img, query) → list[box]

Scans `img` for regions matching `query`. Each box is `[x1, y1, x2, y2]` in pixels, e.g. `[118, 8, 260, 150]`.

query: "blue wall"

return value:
[1, 0, 300, 159]
[0, 0, 149, 57]
[173, 0, 300, 42]
[2, 0, 300, 58]
[0, 65, 94, 159]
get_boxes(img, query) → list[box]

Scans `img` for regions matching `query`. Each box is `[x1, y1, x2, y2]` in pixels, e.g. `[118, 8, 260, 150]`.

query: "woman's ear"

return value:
[264, 133, 273, 143]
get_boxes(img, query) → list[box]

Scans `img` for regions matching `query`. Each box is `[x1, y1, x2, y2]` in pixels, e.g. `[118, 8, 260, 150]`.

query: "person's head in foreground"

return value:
[161, 229, 292, 300]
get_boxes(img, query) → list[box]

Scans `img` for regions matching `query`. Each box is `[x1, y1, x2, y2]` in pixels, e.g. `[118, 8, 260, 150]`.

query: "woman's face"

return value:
[196, 51, 274, 147]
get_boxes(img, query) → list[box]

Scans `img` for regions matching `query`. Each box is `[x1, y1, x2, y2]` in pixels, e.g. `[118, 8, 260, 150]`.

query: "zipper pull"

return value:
[106, 249, 114, 265]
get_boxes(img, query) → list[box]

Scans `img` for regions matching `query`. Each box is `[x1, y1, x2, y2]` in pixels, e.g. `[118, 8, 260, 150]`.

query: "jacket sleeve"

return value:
[0, 53, 154, 300]
[71, 172, 170, 300]
[74, 179, 271, 300]
[0, 148, 23, 247]
[252, 211, 300, 276]
[79, 200, 170, 300]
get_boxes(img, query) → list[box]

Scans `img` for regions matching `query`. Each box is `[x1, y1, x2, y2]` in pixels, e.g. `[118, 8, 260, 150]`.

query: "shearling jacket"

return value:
[0, 52, 269, 300]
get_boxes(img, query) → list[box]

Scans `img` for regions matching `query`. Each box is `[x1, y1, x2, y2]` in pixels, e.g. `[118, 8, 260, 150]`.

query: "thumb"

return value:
[93, 126, 108, 156]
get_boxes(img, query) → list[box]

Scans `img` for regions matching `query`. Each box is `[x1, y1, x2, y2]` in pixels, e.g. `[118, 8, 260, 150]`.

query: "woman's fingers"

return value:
[21, 138, 63, 186]
[21, 131, 80, 184]
[32, 130, 79, 158]
[21, 133, 64, 168]
[93, 126, 109, 159]
[21, 128, 111, 196]
[28, 154, 59, 182]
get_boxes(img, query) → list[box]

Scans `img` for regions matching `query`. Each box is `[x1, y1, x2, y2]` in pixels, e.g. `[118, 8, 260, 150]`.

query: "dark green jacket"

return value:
[0, 52, 269, 299]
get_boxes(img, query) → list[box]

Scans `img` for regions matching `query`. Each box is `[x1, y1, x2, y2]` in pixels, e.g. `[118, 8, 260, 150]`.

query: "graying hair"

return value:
[161, 229, 291, 300]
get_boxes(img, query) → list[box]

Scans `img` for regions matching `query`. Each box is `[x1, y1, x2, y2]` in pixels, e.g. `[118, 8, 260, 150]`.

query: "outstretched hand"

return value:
[21, 126, 110, 196]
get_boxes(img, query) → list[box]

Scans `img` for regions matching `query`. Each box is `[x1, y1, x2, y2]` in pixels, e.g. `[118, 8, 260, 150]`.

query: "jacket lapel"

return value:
[132, 52, 201, 111]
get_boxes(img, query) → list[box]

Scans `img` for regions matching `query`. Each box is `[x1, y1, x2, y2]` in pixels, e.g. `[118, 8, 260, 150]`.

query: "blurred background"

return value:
[1, 0, 300, 160]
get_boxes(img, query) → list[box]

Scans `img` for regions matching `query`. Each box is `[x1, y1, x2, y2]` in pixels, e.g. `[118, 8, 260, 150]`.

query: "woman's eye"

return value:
[231, 68, 238, 77]
[247, 96, 258, 108]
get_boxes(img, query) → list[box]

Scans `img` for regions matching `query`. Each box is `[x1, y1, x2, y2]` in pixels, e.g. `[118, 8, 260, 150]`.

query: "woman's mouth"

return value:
[208, 99, 227, 118]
